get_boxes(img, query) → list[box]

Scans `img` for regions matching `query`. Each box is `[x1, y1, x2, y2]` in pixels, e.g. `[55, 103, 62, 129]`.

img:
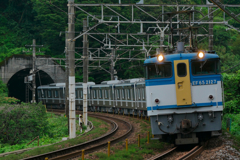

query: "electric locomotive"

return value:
[145, 44, 223, 145]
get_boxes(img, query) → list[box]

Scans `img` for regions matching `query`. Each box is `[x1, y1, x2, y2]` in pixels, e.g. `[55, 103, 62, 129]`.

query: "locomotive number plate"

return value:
[192, 79, 217, 86]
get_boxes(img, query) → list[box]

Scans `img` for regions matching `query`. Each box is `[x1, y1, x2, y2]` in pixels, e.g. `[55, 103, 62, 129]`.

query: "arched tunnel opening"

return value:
[7, 69, 54, 102]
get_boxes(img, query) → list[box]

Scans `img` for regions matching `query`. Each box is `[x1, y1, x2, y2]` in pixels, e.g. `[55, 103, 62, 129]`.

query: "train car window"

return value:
[127, 89, 131, 99]
[48, 90, 51, 97]
[38, 91, 41, 98]
[80, 90, 83, 98]
[142, 88, 145, 99]
[55, 90, 58, 97]
[138, 88, 141, 99]
[192, 59, 220, 75]
[41, 90, 44, 98]
[122, 89, 125, 99]
[88, 89, 90, 99]
[91, 90, 94, 99]
[117, 89, 120, 99]
[75, 90, 77, 98]
[94, 90, 96, 98]
[105, 90, 108, 98]
[177, 63, 187, 77]
[108, 90, 111, 99]
[146, 63, 172, 79]
[99, 90, 102, 98]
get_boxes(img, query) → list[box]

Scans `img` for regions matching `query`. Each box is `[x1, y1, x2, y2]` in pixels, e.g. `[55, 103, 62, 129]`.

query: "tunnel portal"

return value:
[7, 69, 54, 102]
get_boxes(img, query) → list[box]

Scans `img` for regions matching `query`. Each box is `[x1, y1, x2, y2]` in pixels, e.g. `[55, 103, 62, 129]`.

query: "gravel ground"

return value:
[196, 133, 240, 160]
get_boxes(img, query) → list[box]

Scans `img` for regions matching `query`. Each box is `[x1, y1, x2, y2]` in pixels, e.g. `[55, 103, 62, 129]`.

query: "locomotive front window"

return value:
[177, 63, 187, 77]
[192, 59, 220, 75]
[146, 63, 172, 79]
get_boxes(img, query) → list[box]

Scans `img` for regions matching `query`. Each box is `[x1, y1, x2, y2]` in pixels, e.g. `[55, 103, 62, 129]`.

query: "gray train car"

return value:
[37, 78, 147, 116]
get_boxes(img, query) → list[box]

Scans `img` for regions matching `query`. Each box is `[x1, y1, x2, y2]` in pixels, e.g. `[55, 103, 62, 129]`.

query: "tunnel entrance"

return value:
[7, 69, 54, 102]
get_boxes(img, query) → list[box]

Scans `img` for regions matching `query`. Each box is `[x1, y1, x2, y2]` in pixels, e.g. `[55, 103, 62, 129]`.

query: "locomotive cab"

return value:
[144, 52, 223, 145]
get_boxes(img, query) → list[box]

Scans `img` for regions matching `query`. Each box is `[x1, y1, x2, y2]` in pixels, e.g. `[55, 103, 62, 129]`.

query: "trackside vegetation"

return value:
[0, 111, 86, 154]
[221, 72, 240, 149]
[0, 116, 109, 160]
[0, 103, 48, 146]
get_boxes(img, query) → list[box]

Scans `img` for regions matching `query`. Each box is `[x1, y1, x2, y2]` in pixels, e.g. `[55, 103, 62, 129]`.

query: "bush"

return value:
[222, 71, 240, 114]
[0, 103, 48, 145]
[222, 114, 240, 136]
[0, 97, 20, 104]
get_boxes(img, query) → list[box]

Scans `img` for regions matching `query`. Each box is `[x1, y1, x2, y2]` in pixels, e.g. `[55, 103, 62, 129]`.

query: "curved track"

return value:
[147, 147, 177, 160]
[148, 142, 208, 160]
[22, 112, 133, 160]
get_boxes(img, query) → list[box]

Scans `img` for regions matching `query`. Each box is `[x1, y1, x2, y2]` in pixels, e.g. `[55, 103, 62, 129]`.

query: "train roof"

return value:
[91, 78, 145, 88]
[38, 82, 96, 89]
[144, 53, 219, 65]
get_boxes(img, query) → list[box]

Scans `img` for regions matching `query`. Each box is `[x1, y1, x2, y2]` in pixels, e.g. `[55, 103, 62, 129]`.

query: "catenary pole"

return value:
[83, 19, 88, 126]
[32, 39, 36, 103]
[25, 39, 43, 103]
[65, 29, 69, 134]
[68, 0, 76, 139]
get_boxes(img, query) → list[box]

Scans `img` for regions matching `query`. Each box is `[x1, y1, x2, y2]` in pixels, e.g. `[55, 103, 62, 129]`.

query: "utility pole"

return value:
[65, 29, 69, 134]
[67, 0, 76, 139]
[32, 39, 36, 103]
[83, 19, 88, 125]
[25, 39, 43, 103]
[110, 49, 115, 80]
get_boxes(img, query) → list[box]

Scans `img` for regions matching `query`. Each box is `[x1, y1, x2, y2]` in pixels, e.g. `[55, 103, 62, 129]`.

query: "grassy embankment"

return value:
[87, 116, 169, 160]
[0, 113, 109, 160]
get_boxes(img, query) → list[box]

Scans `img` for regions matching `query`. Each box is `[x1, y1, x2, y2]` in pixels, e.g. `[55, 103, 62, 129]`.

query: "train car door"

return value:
[174, 60, 192, 105]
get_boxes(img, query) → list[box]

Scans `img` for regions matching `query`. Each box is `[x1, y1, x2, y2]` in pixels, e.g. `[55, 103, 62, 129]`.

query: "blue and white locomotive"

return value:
[145, 48, 223, 144]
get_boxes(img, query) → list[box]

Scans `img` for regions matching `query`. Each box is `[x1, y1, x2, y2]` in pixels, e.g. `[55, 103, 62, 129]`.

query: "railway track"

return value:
[31, 109, 207, 160]
[22, 112, 133, 160]
[148, 142, 208, 160]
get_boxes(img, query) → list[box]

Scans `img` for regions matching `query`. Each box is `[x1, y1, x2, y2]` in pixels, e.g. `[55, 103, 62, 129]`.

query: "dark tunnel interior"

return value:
[7, 69, 54, 102]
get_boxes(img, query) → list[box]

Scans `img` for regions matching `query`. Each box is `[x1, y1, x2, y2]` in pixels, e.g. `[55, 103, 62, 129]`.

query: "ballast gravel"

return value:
[196, 133, 240, 160]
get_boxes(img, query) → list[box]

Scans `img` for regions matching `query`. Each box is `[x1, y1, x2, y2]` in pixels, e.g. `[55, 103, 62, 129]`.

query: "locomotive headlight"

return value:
[157, 54, 164, 62]
[197, 51, 204, 59]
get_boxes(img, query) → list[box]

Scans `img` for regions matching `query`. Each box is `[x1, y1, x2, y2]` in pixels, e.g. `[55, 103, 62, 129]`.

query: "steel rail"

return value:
[22, 115, 118, 160]
[177, 145, 200, 160]
[50, 114, 133, 160]
[181, 141, 208, 160]
[147, 147, 177, 160]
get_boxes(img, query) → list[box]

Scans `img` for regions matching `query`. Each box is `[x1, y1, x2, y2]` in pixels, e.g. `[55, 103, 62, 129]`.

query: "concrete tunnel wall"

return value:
[0, 55, 65, 102]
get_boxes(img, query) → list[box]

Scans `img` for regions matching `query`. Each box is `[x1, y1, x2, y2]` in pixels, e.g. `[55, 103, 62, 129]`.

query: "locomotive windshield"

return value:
[146, 63, 172, 79]
[192, 58, 220, 75]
